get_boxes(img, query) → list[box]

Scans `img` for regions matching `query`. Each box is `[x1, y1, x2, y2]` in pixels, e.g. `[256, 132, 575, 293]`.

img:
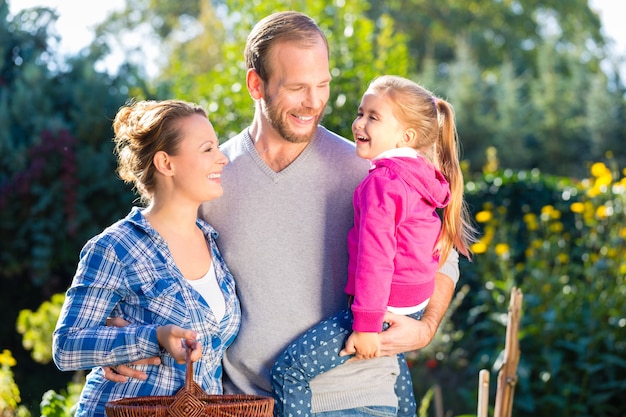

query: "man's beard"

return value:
[262, 92, 325, 144]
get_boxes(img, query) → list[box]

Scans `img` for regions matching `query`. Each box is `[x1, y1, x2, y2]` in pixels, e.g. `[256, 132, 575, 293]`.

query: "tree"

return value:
[368, 0, 605, 74]
[164, 0, 412, 141]
[1, 3, 148, 410]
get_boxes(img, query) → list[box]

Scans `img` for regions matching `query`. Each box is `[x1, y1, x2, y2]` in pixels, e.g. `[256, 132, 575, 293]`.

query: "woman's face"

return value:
[168, 114, 228, 204]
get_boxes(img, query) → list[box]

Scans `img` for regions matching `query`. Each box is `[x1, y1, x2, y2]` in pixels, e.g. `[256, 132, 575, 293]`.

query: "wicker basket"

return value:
[105, 350, 274, 417]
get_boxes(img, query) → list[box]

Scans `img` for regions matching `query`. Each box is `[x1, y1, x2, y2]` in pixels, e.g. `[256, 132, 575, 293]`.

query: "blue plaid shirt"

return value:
[53, 207, 241, 417]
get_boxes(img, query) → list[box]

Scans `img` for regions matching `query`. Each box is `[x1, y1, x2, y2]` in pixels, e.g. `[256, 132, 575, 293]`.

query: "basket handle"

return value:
[184, 345, 194, 391]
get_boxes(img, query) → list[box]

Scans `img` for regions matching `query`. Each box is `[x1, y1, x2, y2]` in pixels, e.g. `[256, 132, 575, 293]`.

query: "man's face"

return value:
[260, 38, 331, 144]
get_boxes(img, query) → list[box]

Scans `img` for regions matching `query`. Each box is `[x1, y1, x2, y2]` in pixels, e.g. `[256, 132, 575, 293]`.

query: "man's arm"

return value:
[379, 272, 454, 355]
[379, 249, 459, 355]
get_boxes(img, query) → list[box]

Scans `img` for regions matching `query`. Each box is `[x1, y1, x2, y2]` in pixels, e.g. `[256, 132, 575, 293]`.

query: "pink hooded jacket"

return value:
[345, 156, 450, 332]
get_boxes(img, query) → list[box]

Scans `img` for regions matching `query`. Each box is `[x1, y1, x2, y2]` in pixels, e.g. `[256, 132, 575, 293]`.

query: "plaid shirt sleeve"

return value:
[53, 233, 161, 371]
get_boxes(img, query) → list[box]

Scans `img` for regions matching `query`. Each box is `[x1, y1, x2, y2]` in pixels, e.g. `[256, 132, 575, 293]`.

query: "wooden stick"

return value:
[477, 369, 490, 417]
[493, 287, 523, 417]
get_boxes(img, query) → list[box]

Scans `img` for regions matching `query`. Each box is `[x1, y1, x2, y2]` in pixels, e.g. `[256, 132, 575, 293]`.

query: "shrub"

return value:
[412, 157, 625, 417]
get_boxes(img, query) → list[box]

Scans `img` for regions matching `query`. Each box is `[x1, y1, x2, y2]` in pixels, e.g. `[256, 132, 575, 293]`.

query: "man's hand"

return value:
[104, 357, 161, 382]
[379, 312, 436, 356]
[103, 317, 162, 382]
[380, 272, 455, 356]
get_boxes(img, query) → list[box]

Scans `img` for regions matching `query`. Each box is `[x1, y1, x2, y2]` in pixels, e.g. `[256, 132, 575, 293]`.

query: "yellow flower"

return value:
[495, 243, 510, 257]
[540, 205, 556, 221]
[523, 213, 538, 230]
[557, 253, 569, 264]
[570, 202, 585, 213]
[595, 172, 613, 188]
[550, 222, 564, 233]
[596, 205, 608, 218]
[482, 227, 495, 246]
[590, 162, 609, 178]
[471, 241, 488, 254]
[541, 205, 555, 215]
[523, 213, 536, 222]
[0, 349, 17, 367]
[587, 185, 601, 198]
[475, 210, 492, 223]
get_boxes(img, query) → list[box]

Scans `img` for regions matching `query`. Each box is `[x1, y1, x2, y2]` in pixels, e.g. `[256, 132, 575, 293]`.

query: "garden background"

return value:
[1, 0, 624, 416]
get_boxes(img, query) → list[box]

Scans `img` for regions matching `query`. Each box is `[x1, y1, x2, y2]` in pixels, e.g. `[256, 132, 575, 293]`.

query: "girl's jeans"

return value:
[271, 308, 424, 417]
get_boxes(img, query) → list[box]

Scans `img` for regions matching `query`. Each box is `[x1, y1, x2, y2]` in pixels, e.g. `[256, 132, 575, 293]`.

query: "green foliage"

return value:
[368, 0, 605, 75]
[1, 7, 141, 289]
[165, 0, 412, 140]
[99, 0, 626, 174]
[16, 294, 64, 364]
[0, 350, 31, 417]
[417, 386, 434, 417]
[411, 156, 626, 417]
[1, 5, 144, 412]
[40, 381, 83, 417]
[3, 1, 626, 415]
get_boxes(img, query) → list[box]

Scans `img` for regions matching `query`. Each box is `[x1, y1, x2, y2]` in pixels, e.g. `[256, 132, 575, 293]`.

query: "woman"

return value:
[53, 99, 239, 417]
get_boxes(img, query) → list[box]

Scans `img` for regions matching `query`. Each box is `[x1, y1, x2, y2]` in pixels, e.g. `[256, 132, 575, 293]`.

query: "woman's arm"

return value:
[52, 238, 161, 371]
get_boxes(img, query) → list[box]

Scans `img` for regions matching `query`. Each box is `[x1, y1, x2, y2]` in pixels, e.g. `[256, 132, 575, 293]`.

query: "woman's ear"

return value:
[247, 69, 265, 100]
[153, 151, 174, 177]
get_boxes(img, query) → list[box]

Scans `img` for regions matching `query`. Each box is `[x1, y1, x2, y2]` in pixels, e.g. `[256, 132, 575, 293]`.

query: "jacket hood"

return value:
[373, 156, 450, 208]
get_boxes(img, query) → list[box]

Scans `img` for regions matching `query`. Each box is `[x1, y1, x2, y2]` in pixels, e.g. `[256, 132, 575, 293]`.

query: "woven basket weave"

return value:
[105, 350, 274, 417]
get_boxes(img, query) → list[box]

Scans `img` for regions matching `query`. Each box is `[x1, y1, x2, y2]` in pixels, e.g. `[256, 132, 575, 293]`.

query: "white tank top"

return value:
[186, 262, 226, 322]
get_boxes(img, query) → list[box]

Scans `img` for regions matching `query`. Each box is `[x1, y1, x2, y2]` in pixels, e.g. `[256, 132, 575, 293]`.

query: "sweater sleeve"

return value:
[437, 248, 459, 286]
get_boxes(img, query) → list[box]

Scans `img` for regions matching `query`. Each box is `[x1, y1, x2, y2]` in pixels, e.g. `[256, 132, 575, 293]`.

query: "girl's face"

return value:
[352, 91, 406, 160]
[169, 114, 228, 204]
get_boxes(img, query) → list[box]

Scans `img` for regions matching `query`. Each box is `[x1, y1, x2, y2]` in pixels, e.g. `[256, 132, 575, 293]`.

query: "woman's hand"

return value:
[156, 324, 202, 364]
[102, 318, 201, 381]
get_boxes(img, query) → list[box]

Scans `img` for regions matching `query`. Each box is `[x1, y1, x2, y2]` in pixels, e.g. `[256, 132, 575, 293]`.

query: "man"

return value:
[199, 11, 459, 417]
[107, 11, 459, 417]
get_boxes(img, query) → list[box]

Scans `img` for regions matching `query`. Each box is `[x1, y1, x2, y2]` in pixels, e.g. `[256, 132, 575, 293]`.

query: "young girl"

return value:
[271, 75, 476, 416]
[52, 99, 239, 417]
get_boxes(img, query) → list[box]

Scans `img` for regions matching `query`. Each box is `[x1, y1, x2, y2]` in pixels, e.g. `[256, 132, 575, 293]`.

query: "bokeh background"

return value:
[2, 1, 624, 416]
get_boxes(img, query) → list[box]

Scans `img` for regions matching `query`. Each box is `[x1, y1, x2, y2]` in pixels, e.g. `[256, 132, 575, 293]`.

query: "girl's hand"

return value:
[340, 331, 380, 359]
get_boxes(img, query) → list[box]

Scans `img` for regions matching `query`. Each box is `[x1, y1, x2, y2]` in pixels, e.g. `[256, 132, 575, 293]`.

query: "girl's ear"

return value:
[153, 151, 174, 177]
[247, 69, 265, 100]
[398, 128, 417, 147]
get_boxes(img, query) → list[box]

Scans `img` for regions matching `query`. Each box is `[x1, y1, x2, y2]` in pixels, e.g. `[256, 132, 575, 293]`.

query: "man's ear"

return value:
[247, 69, 265, 100]
[153, 151, 174, 177]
